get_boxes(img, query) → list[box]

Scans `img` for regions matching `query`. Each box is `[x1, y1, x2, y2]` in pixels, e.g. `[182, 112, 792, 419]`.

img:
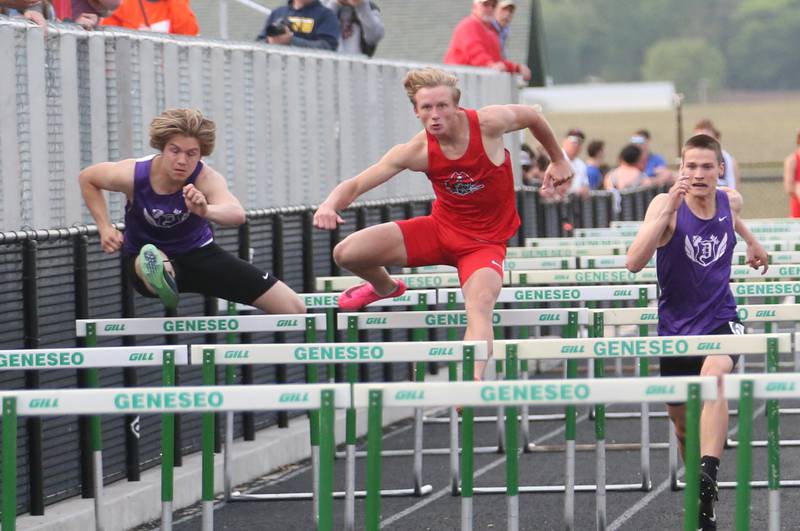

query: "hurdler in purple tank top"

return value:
[122, 155, 214, 255]
[657, 189, 738, 336]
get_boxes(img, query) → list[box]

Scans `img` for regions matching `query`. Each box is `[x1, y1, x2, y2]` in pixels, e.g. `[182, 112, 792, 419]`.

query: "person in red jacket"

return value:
[101, 0, 198, 35]
[444, 0, 531, 81]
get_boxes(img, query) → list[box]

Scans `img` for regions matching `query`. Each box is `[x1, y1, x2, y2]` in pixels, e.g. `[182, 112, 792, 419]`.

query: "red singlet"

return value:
[426, 108, 520, 242]
[396, 108, 520, 284]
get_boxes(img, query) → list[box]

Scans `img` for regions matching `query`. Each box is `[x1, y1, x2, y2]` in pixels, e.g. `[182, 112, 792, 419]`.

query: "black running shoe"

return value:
[698, 470, 718, 530]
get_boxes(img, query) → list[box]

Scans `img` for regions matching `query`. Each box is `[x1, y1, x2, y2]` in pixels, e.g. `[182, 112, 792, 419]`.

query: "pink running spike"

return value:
[337, 280, 407, 311]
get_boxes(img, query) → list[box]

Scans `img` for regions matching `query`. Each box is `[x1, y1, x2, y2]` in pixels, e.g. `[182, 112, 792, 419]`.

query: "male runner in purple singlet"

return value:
[627, 134, 768, 530]
[80, 108, 305, 314]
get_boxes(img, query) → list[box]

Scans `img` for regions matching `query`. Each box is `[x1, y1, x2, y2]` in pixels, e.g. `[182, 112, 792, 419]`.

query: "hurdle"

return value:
[526, 234, 800, 248]
[191, 340, 487, 531]
[577, 251, 800, 269]
[525, 237, 793, 253]
[0, 346, 187, 531]
[337, 308, 589, 494]
[219, 290, 439, 386]
[437, 284, 653, 392]
[510, 265, 800, 286]
[0, 383, 346, 531]
[402, 256, 579, 274]
[579, 222, 800, 239]
[488, 333, 790, 505]
[355, 376, 715, 531]
[505, 245, 627, 258]
[315, 271, 512, 291]
[76, 313, 325, 508]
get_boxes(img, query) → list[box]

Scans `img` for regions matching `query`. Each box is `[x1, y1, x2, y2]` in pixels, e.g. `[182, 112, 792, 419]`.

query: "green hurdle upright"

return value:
[726, 371, 800, 531]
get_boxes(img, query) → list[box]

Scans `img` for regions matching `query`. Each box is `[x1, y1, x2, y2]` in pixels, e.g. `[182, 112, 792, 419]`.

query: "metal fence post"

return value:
[120, 253, 141, 481]
[22, 239, 43, 515]
[238, 221, 255, 440]
[272, 213, 289, 428]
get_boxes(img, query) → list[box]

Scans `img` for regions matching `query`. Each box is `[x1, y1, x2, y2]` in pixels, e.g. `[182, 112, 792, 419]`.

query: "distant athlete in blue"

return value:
[79, 108, 305, 314]
[626, 133, 768, 530]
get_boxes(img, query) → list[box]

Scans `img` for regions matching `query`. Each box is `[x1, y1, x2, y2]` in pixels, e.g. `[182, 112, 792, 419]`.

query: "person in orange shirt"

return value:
[101, 0, 198, 35]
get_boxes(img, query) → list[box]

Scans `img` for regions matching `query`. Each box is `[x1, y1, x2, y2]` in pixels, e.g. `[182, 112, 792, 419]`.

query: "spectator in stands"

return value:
[604, 143, 649, 191]
[321, 0, 383, 56]
[631, 129, 671, 182]
[585, 139, 605, 190]
[53, 0, 119, 29]
[1, 0, 51, 29]
[258, 0, 339, 51]
[562, 128, 589, 197]
[444, 0, 531, 81]
[520, 143, 537, 186]
[693, 119, 741, 190]
[101, 0, 198, 35]
[783, 130, 800, 218]
[492, 0, 515, 58]
[2, 0, 108, 30]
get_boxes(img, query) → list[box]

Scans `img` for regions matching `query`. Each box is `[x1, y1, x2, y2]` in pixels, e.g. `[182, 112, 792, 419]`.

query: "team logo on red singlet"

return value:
[444, 172, 485, 196]
[684, 233, 728, 267]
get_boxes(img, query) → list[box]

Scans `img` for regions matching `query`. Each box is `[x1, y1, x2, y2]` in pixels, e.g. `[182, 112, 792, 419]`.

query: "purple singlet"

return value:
[122, 155, 213, 255]
[657, 189, 738, 336]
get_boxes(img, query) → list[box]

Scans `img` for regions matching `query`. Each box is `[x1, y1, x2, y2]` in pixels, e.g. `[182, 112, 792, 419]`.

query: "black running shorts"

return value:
[659, 320, 744, 378]
[127, 242, 278, 305]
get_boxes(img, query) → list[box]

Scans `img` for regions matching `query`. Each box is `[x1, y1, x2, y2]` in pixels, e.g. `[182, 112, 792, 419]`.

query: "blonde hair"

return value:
[149, 108, 216, 156]
[403, 68, 461, 107]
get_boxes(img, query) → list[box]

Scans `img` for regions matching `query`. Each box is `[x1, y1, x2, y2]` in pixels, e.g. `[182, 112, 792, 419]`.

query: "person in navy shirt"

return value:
[258, 0, 339, 51]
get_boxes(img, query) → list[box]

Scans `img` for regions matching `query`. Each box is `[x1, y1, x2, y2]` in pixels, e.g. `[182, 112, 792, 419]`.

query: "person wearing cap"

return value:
[631, 129, 672, 184]
[561, 128, 589, 197]
[444, 0, 531, 81]
[492, 0, 515, 58]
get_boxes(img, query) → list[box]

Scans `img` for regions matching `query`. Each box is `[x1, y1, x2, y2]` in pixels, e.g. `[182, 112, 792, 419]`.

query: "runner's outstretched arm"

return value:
[79, 160, 135, 253]
[478, 104, 572, 190]
[313, 135, 426, 230]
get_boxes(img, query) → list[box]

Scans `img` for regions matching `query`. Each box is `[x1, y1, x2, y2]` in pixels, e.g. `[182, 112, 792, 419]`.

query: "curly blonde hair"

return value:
[402, 68, 461, 108]
[149, 108, 215, 156]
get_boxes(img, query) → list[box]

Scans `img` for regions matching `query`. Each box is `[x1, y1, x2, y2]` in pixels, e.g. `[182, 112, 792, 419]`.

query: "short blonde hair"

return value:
[149, 108, 215, 156]
[403, 68, 461, 108]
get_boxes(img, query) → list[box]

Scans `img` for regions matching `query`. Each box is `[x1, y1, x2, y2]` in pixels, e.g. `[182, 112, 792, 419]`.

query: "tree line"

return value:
[541, 0, 800, 99]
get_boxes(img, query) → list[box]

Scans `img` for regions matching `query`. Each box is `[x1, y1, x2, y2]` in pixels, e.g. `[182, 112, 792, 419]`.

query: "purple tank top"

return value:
[122, 156, 214, 255]
[657, 189, 737, 336]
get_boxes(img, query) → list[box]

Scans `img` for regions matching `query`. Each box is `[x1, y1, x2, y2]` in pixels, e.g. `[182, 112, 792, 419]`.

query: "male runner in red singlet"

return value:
[313, 67, 573, 377]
